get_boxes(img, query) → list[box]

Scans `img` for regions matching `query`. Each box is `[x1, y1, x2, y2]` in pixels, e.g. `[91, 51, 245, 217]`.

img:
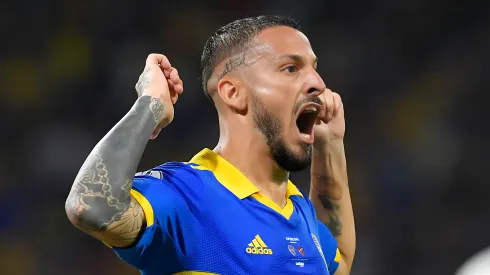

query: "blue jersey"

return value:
[112, 149, 340, 275]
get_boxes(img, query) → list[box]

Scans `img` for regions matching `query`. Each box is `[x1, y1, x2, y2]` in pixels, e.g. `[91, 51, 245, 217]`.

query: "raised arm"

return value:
[65, 54, 183, 248]
[310, 140, 355, 274]
[310, 90, 355, 274]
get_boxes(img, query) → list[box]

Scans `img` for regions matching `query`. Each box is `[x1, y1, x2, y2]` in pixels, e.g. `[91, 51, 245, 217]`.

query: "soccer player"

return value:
[65, 16, 355, 275]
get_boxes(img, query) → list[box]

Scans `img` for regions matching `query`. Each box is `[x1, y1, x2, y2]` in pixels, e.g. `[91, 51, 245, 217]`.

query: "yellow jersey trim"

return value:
[130, 189, 154, 227]
[334, 248, 341, 263]
[100, 189, 154, 249]
[189, 148, 303, 219]
[102, 240, 112, 249]
[173, 271, 219, 275]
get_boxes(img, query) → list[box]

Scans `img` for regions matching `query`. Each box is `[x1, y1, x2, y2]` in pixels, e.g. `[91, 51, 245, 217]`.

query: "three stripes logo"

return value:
[246, 235, 273, 255]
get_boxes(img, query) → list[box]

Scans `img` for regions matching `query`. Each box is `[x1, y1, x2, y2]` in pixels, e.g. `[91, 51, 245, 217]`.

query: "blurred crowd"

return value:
[0, 0, 489, 274]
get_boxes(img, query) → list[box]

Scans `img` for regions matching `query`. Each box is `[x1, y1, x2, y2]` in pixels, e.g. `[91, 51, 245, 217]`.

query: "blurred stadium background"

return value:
[1, 0, 489, 274]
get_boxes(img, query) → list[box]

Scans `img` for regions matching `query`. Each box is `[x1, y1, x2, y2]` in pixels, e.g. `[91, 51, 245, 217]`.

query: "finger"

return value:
[167, 79, 175, 91]
[315, 117, 322, 126]
[162, 67, 172, 78]
[166, 79, 179, 105]
[168, 68, 183, 93]
[174, 83, 184, 94]
[169, 68, 180, 84]
[171, 92, 179, 105]
[146, 53, 171, 69]
[324, 89, 334, 122]
[170, 69, 183, 93]
[318, 93, 327, 119]
[332, 92, 342, 116]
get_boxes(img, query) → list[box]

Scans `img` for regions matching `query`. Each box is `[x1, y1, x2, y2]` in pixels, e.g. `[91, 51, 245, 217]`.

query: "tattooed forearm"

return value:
[135, 67, 150, 97]
[311, 141, 356, 269]
[318, 195, 343, 236]
[66, 95, 161, 233]
[312, 174, 344, 236]
[150, 98, 164, 123]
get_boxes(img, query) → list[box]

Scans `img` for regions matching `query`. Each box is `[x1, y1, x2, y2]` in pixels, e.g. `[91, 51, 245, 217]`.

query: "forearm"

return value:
[309, 140, 356, 269]
[65, 96, 163, 232]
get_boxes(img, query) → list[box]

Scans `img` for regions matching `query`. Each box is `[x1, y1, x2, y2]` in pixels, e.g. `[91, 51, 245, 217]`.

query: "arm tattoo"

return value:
[66, 95, 161, 234]
[318, 195, 343, 237]
[150, 97, 164, 123]
[316, 175, 343, 237]
[102, 198, 147, 244]
[135, 67, 151, 97]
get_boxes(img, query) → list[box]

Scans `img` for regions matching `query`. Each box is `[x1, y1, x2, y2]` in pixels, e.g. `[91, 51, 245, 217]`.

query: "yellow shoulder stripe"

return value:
[100, 189, 153, 250]
[130, 189, 154, 227]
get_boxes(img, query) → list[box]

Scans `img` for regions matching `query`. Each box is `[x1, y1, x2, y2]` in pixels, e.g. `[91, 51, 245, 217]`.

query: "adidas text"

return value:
[246, 247, 273, 255]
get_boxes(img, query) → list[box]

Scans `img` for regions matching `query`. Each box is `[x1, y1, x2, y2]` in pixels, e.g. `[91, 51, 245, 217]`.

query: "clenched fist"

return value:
[313, 89, 345, 146]
[135, 54, 184, 139]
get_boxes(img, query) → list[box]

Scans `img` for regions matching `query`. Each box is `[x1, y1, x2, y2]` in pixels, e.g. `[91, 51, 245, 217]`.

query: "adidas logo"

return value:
[246, 235, 273, 255]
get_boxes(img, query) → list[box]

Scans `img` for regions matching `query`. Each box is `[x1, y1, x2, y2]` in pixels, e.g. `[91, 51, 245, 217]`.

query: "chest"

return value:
[181, 198, 331, 275]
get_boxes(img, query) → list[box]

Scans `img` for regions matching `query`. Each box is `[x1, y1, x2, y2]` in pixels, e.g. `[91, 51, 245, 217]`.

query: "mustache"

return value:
[293, 96, 322, 115]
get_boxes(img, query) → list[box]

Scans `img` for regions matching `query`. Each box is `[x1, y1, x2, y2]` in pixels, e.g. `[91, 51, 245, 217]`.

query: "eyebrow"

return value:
[276, 54, 318, 67]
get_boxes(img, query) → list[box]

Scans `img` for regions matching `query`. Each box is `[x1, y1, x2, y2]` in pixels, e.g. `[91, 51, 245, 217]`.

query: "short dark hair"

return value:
[200, 15, 301, 102]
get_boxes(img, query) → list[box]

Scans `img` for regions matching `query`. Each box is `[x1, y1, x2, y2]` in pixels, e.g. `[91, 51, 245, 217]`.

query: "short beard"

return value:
[251, 94, 312, 172]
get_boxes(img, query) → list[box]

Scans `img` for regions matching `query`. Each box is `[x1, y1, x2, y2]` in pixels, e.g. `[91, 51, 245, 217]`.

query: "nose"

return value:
[303, 69, 326, 97]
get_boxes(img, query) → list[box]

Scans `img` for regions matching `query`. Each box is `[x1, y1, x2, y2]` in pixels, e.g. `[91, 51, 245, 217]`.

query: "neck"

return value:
[214, 116, 290, 206]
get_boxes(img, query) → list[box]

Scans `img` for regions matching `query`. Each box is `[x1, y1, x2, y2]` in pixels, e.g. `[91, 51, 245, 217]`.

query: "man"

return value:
[65, 15, 355, 275]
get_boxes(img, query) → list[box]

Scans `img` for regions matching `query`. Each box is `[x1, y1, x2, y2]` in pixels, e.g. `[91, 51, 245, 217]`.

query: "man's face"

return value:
[242, 26, 326, 172]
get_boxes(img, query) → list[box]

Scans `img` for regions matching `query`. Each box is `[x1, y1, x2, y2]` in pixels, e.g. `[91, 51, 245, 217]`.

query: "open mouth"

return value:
[295, 104, 321, 143]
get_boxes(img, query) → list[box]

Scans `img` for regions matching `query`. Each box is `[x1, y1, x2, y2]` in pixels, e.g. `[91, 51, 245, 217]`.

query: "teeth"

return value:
[304, 106, 318, 113]
[300, 133, 311, 140]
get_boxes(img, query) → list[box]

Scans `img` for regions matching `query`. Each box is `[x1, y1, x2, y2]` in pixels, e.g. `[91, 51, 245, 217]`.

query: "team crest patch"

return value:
[135, 170, 163, 179]
[298, 246, 305, 256]
[288, 245, 296, 256]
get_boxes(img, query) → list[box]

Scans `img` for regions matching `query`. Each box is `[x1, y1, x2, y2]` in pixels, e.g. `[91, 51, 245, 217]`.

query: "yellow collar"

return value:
[189, 148, 303, 199]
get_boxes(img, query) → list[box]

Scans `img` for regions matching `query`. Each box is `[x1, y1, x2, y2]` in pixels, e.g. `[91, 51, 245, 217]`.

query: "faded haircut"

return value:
[200, 15, 301, 102]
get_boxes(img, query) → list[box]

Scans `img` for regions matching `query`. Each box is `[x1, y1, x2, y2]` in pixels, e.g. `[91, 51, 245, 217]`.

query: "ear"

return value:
[217, 76, 248, 112]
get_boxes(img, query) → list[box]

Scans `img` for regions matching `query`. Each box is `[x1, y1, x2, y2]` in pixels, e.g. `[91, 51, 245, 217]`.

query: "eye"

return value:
[283, 65, 298, 73]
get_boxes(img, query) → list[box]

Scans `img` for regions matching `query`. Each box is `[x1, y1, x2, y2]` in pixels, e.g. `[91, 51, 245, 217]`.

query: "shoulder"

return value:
[290, 187, 319, 224]
[135, 161, 197, 179]
[135, 161, 205, 183]
[289, 186, 315, 212]
[298, 189, 316, 214]
[130, 162, 207, 227]
[133, 161, 212, 198]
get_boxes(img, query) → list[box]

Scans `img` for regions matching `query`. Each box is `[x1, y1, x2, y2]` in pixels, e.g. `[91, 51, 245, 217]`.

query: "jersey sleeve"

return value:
[111, 171, 192, 270]
[317, 221, 341, 274]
